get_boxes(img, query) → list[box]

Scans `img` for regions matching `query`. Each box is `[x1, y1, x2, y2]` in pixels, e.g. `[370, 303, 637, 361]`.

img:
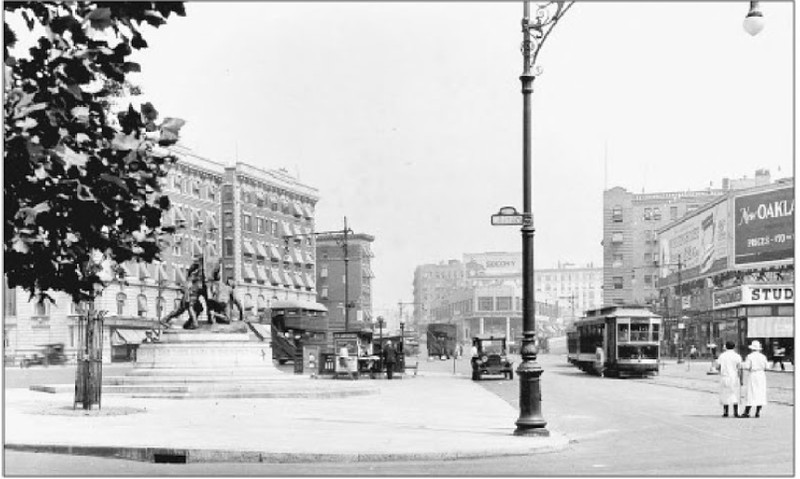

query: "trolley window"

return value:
[630, 323, 649, 341]
[651, 323, 660, 341]
[618, 324, 630, 342]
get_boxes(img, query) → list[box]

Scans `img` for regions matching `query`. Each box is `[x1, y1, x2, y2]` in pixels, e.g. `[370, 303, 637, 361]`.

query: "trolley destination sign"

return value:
[491, 206, 532, 226]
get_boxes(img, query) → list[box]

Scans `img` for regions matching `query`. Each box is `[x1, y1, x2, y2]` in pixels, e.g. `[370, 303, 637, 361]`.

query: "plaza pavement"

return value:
[4, 356, 793, 464]
[4, 370, 570, 464]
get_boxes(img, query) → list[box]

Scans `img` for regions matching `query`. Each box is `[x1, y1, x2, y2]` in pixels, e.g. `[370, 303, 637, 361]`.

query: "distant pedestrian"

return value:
[383, 340, 398, 380]
[689, 345, 698, 360]
[771, 343, 786, 371]
[470, 343, 478, 358]
[594, 343, 605, 377]
[740, 340, 768, 418]
[716, 341, 742, 417]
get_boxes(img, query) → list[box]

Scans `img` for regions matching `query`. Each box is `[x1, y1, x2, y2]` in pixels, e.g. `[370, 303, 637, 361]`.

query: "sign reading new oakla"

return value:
[712, 284, 794, 309]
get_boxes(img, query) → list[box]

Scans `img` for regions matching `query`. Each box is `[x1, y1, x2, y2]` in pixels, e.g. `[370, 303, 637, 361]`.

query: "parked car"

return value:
[471, 335, 514, 380]
[20, 343, 68, 368]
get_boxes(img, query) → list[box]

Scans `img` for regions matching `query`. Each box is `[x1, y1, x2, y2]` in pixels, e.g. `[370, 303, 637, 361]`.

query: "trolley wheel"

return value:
[507, 371, 514, 380]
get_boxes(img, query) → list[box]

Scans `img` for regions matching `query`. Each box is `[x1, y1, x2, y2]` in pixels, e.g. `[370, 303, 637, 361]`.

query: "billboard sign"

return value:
[463, 252, 522, 276]
[659, 200, 729, 284]
[734, 186, 794, 265]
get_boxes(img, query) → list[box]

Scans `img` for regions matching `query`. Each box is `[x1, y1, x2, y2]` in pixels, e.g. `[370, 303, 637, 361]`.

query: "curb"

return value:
[4, 437, 571, 464]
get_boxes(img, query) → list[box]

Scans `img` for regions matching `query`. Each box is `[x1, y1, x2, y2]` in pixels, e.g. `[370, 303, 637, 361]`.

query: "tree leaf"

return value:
[86, 7, 113, 30]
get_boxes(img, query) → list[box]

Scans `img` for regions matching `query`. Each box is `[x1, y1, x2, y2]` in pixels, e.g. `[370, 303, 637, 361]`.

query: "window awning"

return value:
[174, 207, 187, 225]
[279, 269, 292, 286]
[207, 213, 218, 231]
[192, 239, 203, 256]
[206, 242, 219, 258]
[303, 251, 315, 265]
[280, 221, 292, 238]
[304, 273, 315, 290]
[256, 265, 268, 283]
[302, 204, 313, 219]
[268, 268, 281, 285]
[155, 263, 169, 282]
[292, 272, 305, 288]
[289, 223, 301, 237]
[112, 329, 149, 346]
[255, 242, 268, 258]
[174, 264, 187, 284]
[292, 203, 303, 217]
[243, 263, 256, 280]
[192, 209, 202, 228]
[243, 241, 256, 256]
[292, 249, 304, 265]
[269, 245, 282, 260]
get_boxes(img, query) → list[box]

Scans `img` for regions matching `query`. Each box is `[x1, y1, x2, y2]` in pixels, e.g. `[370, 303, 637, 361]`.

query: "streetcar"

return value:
[568, 305, 661, 378]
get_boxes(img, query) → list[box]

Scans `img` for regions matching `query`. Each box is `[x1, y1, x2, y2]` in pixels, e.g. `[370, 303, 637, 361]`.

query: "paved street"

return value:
[3, 352, 793, 475]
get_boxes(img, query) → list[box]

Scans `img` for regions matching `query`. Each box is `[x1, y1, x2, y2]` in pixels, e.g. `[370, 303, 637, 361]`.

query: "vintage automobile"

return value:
[471, 335, 514, 380]
[20, 343, 68, 368]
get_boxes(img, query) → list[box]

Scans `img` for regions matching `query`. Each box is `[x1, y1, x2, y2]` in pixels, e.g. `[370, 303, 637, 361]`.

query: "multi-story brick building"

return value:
[602, 169, 772, 307]
[3, 146, 319, 363]
[220, 162, 318, 316]
[315, 232, 375, 332]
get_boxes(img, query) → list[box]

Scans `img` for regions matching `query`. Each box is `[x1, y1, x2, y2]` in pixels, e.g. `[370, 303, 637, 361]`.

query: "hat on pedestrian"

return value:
[748, 340, 763, 351]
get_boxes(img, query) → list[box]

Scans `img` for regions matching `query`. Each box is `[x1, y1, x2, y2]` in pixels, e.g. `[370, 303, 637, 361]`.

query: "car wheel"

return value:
[508, 371, 514, 380]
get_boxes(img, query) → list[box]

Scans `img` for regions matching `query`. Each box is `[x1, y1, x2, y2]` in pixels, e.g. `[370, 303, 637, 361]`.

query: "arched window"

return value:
[34, 300, 49, 317]
[137, 294, 148, 317]
[257, 295, 266, 313]
[116, 293, 127, 315]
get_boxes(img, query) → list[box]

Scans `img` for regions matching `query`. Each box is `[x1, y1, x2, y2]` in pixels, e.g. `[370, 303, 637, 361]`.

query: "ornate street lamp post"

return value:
[514, 0, 572, 437]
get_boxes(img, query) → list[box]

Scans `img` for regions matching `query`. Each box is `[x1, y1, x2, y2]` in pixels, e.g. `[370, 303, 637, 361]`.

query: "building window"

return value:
[244, 294, 254, 314]
[156, 297, 166, 319]
[243, 214, 252, 232]
[643, 208, 652, 220]
[208, 186, 216, 201]
[223, 186, 233, 202]
[192, 181, 200, 196]
[34, 300, 49, 317]
[116, 293, 127, 315]
[224, 239, 234, 256]
[612, 254, 623, 268]
[257, 195, 265, 208]
[612, 277, 624, 289]
[321, 286, 329, 299]
[643, 252, 653, 263]
[270, 221, 278, 236]
[653, 207, 661, 220]
[137, 294, 148, 316]
[271, 202, 278, 212]
[670, 206, 679, 220]
[223, 212, 233, 229]
[257, 217, 266, 234]
[687, 204, 699, 213]
[496, 297, 513, 311]
[173, 236, 182, 256]
[644, 275, 653, 285]
[320, 265, 328, 278]
[612, 206, 623, 222]
[611, 232, 624, 244]
[478, 297, 494, 311]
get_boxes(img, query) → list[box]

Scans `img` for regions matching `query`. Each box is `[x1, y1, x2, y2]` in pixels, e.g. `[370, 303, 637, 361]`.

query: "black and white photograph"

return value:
[3, 1, 794, 476]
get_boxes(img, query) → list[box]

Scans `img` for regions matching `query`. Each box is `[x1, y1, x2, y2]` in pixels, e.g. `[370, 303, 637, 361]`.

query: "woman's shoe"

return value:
[739, 414, 750, 418]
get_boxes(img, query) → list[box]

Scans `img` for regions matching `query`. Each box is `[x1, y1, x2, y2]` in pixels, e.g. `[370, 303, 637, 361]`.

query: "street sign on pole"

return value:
[491, 206, 531, 226]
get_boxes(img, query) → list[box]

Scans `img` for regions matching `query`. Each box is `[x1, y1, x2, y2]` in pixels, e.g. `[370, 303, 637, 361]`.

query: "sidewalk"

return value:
[4, 374, 569, 463]
[651, 359, 794, 406]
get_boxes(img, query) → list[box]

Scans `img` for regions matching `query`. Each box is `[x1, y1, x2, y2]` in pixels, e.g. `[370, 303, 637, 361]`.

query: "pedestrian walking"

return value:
[740, 340, 768, 418]
[771, 343, 786, 371]
[594, 343, 605, 377]
[715, 340, 742, 417]
[383, 340, 398, 380]
[689, 345, 698, 360]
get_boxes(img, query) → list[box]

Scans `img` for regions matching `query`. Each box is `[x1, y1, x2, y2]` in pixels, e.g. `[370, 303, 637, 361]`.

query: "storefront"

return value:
[712, 284, 794, 359]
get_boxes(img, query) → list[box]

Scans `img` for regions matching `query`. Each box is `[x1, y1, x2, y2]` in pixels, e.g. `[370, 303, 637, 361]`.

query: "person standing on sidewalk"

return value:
[383, 340, 398, 380]
[771, 343, 787, 371]
[716, 341, 742, 417]
[740, 340, 768, 418]
[594, 343, 606, 377]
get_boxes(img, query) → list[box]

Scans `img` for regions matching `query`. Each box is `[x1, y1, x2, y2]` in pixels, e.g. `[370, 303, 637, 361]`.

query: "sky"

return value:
[123, 1, 794, 314]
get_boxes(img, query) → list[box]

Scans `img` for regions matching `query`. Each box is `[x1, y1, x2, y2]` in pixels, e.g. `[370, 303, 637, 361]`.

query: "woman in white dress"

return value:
[716, 341, 742, 417]
[740, 340, 768, 418]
